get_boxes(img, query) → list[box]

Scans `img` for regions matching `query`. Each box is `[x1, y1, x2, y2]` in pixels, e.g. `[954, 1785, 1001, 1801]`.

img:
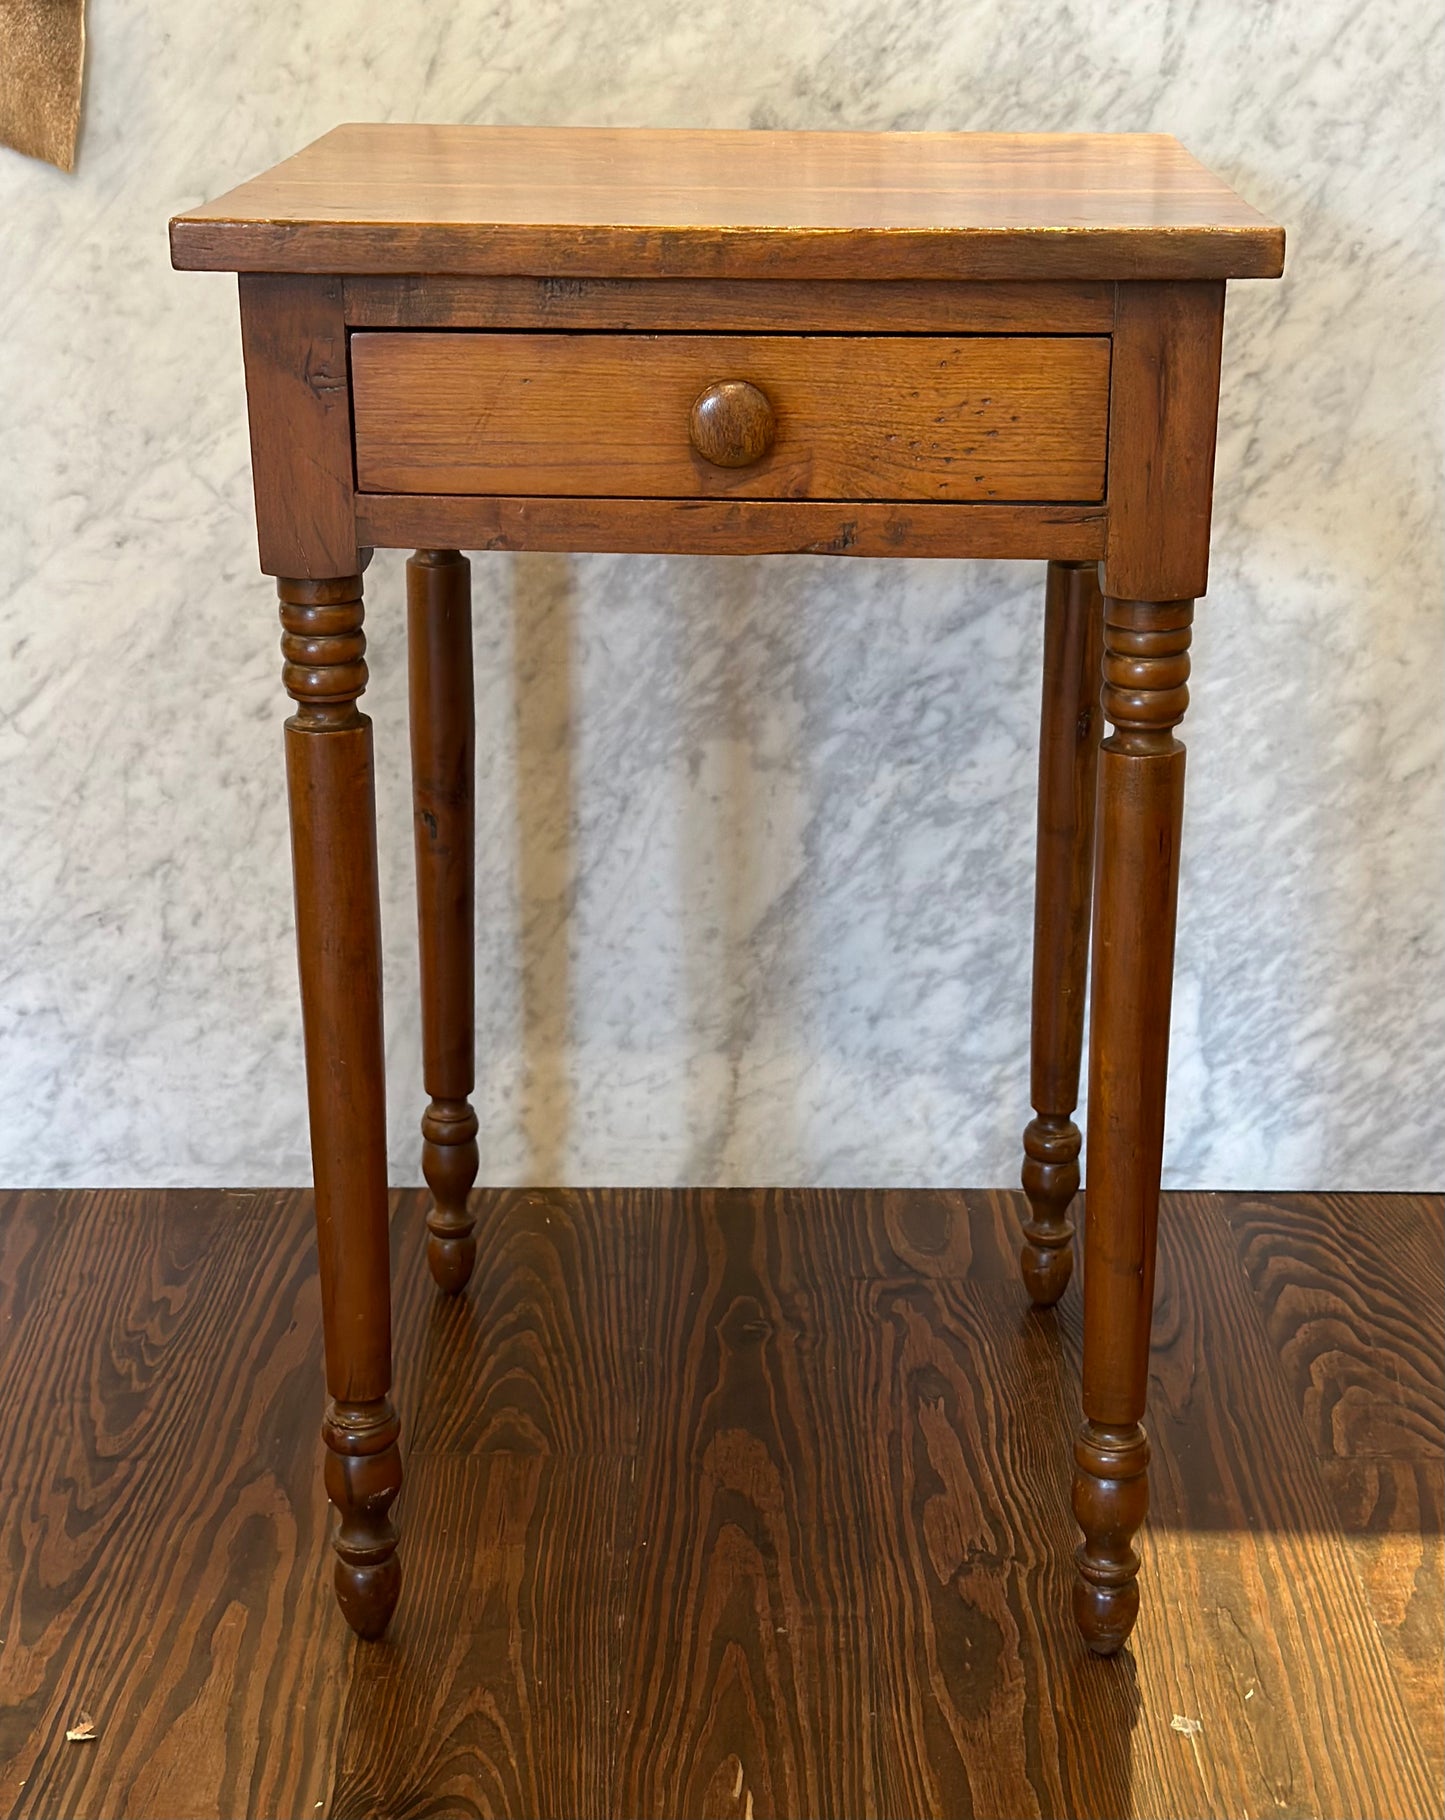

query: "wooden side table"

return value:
[171, 126, 1283, 1656]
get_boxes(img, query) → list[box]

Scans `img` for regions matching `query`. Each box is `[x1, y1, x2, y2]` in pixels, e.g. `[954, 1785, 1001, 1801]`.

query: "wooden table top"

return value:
[170, 125, 1283, 283]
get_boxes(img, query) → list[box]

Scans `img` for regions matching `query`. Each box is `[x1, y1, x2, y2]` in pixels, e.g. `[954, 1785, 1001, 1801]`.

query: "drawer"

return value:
[350, 332, 1110, 503]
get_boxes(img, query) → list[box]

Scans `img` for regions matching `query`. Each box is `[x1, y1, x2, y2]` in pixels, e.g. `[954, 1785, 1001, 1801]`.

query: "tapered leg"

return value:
[1073, 595, 1193, 1654]
[279, 573, 401, 1641]
[1021, 560, 1104, 1305]
[407, 550, 480, 1293]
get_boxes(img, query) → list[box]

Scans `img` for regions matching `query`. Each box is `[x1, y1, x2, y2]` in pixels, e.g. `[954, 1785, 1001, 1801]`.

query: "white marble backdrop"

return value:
[1, 2, 1440, 1189]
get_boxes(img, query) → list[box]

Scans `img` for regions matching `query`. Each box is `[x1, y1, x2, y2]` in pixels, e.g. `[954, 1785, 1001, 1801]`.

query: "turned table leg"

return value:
[407, 549, 480, 1294]
[279, 573, 401, 1640]
[1021, 559, 1104, 1305]
[1072, 595, 1193, 1654]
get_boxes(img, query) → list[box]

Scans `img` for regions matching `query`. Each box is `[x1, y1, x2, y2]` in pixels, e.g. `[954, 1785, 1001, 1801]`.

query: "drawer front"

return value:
[350, 332, 1109, 503]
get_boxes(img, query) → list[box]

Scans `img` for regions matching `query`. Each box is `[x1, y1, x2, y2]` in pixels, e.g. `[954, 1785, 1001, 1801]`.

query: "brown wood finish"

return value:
[0, 1188, 1438, 1819]
[1093, 1189, 1442, 1820]
[342, 274, 1118, 333]
[279, 573, 401, 1640]
[1223, 1190, 1445, 1786]
[688, 379, 776, 469]
[170, 126, 1285, 281]
[407, 550, 480, 1295]
[1021, 560, 1104, 1306]
[0, 1190, 345, 1820]
[1074, 595, 1193, 1655]
[237, 276, 357, 579]
[350, 332, 1112, 503]
[615, 1188, 878, 1817]
[333, 1187, 646, 1817]
[1102, 283, 1226, 600]
[177, 126, 1287, 1651]
[354, 495, 1108, 561]
[1224, 1191, 1445, 1462]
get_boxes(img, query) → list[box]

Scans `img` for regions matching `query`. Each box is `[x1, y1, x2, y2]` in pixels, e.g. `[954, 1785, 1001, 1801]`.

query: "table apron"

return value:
[352, 494, 1107, 561]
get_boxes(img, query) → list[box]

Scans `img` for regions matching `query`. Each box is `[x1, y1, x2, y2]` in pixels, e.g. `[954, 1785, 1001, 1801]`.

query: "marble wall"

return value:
[1, 2, 1440, 1189]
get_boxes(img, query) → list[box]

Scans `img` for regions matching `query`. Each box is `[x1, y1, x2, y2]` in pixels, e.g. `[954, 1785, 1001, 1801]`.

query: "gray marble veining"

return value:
[0, 1, 1440, 1188]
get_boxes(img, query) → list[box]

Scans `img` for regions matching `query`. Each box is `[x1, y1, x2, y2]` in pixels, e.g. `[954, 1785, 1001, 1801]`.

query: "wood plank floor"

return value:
[0, 1188, 1439, 1820]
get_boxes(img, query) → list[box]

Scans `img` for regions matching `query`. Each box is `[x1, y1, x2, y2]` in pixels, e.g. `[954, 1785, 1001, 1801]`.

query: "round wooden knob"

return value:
[688, 380, 776, 468]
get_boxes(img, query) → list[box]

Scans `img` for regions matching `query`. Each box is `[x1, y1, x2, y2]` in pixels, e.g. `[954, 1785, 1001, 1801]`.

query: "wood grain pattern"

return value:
[616, 1188, 878, 1818]
[170, 126, 1285, 281]
[0, 1190, 343, 1820]
[1101, 283, 1226, 600]
[236, 276, 357, 578]
[855, 1268, 1095, 1818]
[406, 1187, 649, 1460]
[351, 332, 1111, 503]
[353, 495, 1108, 562]
[1222, 1189, 1445, 1785]
[1, 1188, 1437, 1819]
[332, 1188, 648, 1819]
[341, 275, 1118, 334]
[1222, 1191, 1445, 1461]
[1324, 1460, 1444, 1788]
[689, 379, 777, 470]
[1059, 1190, 1442, 1820]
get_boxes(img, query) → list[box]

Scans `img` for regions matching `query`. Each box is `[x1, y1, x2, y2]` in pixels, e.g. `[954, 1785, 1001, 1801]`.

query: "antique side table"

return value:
[171, 126, 1283, 1656]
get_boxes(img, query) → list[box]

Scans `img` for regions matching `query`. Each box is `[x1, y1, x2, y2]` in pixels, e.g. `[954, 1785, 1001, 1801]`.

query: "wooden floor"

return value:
[0, 1188, 1439, 1820]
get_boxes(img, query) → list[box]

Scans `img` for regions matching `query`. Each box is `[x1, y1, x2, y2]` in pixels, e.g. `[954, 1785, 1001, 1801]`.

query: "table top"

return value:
[170, 125, 1283, 283]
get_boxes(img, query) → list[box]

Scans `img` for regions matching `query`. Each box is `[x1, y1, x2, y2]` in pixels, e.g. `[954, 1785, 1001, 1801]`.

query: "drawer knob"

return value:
[689, 380, 776, 468]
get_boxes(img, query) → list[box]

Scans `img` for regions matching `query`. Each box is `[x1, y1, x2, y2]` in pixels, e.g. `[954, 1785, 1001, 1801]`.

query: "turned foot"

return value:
[1021, 1113, 1079, 1305]
[324, 1400, 403, 1640]
[279, 571, 400, 1638]
[1021, 561, 1102, 1309]
[1072, 1421, 1150, 1654]
[1071, 592, 1195, 1655]
[422, 1096, 480, 1292]
[407, 549, 479, 1297]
